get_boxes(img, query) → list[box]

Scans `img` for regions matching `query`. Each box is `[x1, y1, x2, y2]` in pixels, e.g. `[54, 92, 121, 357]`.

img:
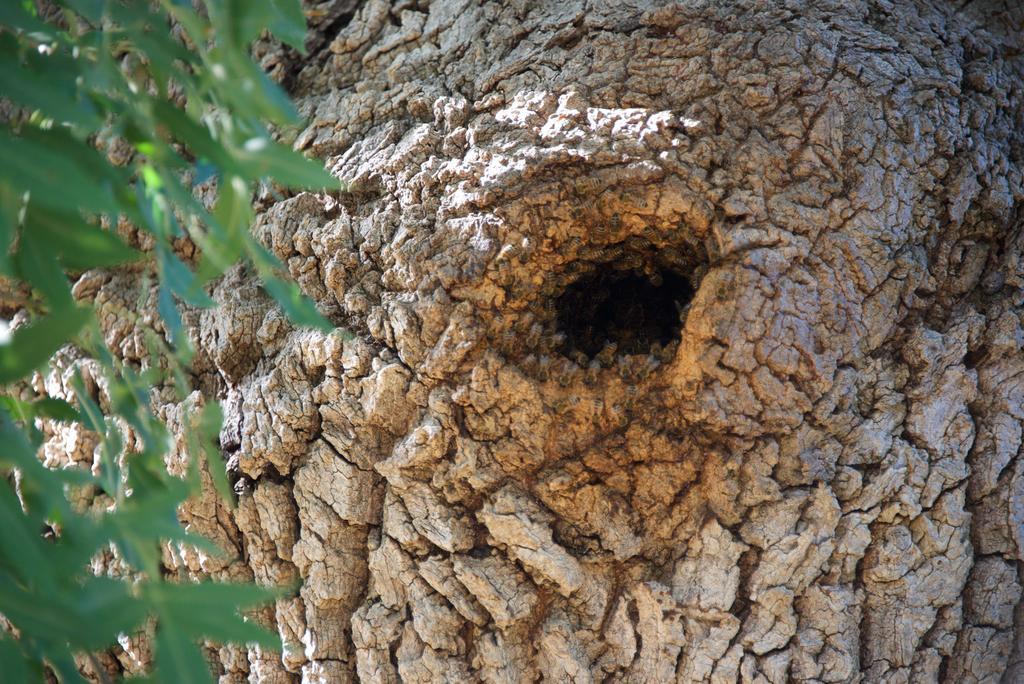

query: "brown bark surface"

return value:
[44, 0, 1024, 681]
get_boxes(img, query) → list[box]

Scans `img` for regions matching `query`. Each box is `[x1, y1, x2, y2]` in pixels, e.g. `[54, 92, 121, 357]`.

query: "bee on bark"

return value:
[674, 295, 693, 324]
[536, 354, 552, 381]
[595, 341, 618, 366]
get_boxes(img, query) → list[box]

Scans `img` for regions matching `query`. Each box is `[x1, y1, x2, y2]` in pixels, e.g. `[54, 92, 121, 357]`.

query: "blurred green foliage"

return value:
[0, 1, 338, 680]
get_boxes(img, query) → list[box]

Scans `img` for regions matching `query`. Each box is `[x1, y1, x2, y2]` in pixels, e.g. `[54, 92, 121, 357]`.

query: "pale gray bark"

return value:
[43, 0, 1024, 681]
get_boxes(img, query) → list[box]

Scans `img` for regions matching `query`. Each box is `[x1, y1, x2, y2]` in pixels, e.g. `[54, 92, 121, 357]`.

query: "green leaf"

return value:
[104, 3, 198, 92]
[157, 168, 245, 290]
[0, 395, 32, 421]
[70, 370, 106, 434]
[204, 174, 250, 272]
[196, 401, 232, 504]
[0, 583, 87, 647]
[157, 246, 215, 308]
[206, 47, 297, 124]
[60, 0, 105, 24]
[0, 127, 126, 216]
[0, 2, 58, 40]
[26, 204, 141, 270]
[0, 483, 53, 589]
[0, 34, 102, 129]
[32, 397, 82, 422]
[105, 482, 221, 571]
[159, 4, 210, 56]
[0, 636, 31, 684]
[267, 0, 308, 51]
[48, 651, 88, 684]
[246, 241, 331, 331]
[14, 228, 73, 309]
[0, 306, 91, 384]
[0, 183, 20, 276]
[70, 577, 148, 649]
[261, 276, 332, 332]
[157, 282, 191, 358]
[150, 99, 235, 171]
[0, 410, 68, 506]
[155, 624, 213, 684]
[226, 0, 308, 52]
[0, 396, 81, 423]
[236, 137, 338, 189]
[148, 581, 280, 646]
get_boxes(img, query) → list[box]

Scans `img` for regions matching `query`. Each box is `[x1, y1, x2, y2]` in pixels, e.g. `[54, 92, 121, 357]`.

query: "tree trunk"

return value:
[71, 0, 1024, 681]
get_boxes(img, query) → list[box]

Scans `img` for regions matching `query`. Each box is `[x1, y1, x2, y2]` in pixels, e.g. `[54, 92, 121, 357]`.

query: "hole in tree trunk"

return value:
[555, 264, 695, 358]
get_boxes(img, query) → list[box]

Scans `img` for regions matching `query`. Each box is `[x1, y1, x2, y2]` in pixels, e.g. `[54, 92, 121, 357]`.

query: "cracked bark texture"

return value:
[40, 0, 1024, 681]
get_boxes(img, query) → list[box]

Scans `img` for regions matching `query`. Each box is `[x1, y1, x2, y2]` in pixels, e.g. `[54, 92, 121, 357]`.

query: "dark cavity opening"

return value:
[555, 265, 695, 358]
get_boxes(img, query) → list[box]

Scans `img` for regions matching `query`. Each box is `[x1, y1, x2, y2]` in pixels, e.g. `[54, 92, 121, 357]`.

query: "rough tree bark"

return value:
[43, 0, 1024, 681]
